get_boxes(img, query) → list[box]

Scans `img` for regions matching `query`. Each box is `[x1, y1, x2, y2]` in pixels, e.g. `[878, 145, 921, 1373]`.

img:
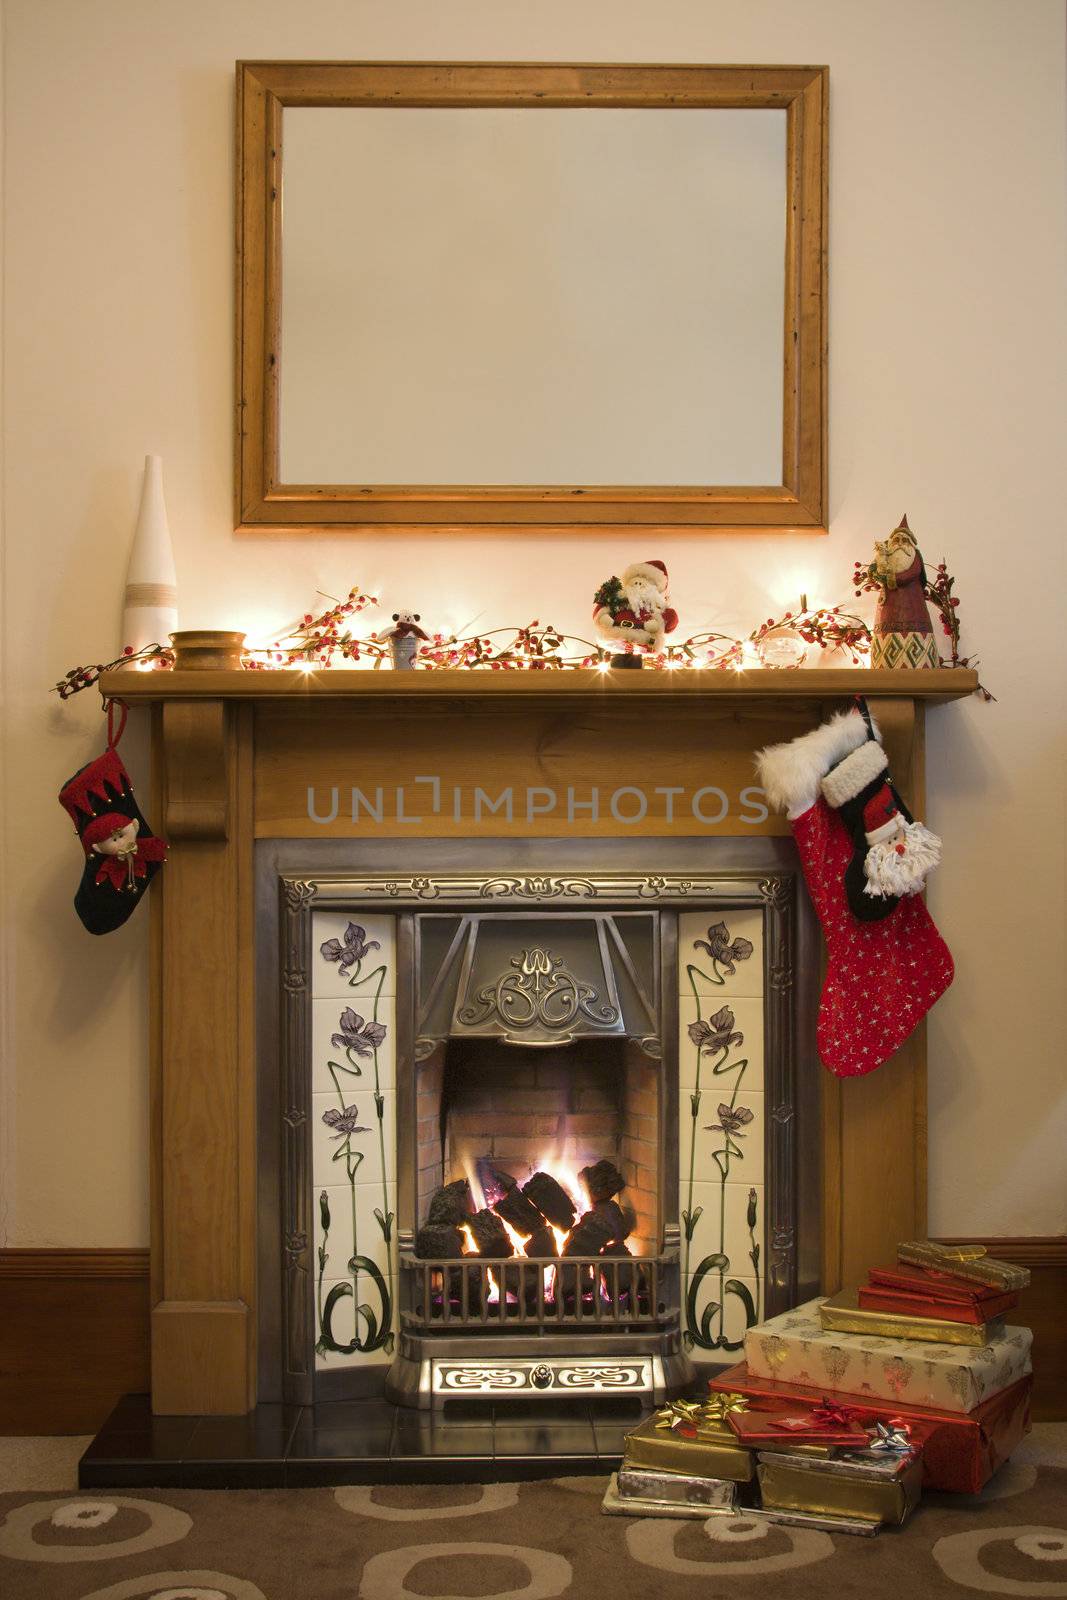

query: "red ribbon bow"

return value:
[809, 1397, 864, 1429]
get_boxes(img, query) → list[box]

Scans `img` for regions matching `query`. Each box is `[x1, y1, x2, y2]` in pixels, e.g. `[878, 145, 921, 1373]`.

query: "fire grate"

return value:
[403, 1251, 668, 1331]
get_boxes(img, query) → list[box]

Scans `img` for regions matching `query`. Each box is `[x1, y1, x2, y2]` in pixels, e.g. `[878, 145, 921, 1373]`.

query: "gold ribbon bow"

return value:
[654, 1393, 749, 1434]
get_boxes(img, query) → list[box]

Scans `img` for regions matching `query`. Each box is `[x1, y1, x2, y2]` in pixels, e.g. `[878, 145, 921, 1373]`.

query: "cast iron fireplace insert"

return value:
[262, 843, 820, 1416]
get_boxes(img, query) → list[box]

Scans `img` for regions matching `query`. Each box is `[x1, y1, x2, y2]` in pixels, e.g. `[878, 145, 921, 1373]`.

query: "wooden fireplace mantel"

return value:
[98, 665, 976, 1414]
[102, 665, 978, 703]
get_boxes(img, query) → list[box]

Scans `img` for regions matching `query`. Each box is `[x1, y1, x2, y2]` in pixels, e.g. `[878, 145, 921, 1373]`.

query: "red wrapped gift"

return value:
[862, 1264, 1018, 1324]
[727, 1404, 869, 1449]
[709, 1362, 1032, 1494]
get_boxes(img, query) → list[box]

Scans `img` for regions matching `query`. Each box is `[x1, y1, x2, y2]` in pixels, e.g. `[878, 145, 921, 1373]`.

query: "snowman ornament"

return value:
[592, 559, 679, 663]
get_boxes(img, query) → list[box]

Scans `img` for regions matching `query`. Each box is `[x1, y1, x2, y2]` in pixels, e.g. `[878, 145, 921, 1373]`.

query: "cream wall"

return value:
[2, 0, 1064, 1248]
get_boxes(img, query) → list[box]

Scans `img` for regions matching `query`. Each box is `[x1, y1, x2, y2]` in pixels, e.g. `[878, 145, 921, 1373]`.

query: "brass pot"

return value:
[169, 630, 247, 671]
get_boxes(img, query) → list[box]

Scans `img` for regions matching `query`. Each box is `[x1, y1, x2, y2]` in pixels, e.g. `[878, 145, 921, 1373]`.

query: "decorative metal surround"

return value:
[432, 1358, 654, 1397]
[278, 870, 799, 1404]
[457, 945, 622, 1042]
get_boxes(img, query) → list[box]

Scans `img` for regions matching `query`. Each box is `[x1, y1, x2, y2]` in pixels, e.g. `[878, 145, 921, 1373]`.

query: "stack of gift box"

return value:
[605, 1241, 1033, 1535]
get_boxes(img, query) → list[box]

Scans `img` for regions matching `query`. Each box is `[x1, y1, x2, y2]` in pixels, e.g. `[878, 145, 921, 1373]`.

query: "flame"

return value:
[500, 1218, 530, 1256]
[459, 1224, 478, 1255]
[486, 1268, 500, 1306]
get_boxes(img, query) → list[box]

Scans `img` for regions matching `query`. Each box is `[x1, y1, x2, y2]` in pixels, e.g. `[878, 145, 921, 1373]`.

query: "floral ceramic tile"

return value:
[311, 997, 396, 1100]
[312, 913, 397, 999]
[677, 995, 764, 1091]
[685, 1273, 763, 1355]
[679, 911, 764, 999]
[684, 1179, 764, 1269]
[314, 1276, 396, 1370]
[314, 1182, 397, 1281]
[311, 911, 398, 1371]
[680, 1177, 764, 1358]
[678, 976, 765, 1360]
[312, 1090, 396, 1191]
[680, 1090, 765, 1189]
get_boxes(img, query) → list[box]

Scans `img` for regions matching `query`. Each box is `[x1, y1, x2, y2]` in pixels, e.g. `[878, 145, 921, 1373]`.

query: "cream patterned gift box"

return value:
[744, 1298, 1032, 1414]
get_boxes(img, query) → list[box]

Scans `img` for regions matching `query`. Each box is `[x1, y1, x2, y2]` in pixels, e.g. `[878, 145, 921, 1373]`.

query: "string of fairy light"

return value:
[54, 568, 987, 700]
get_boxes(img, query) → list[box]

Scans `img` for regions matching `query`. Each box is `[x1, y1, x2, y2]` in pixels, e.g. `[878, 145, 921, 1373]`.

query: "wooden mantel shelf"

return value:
[100, 665, 978, 704]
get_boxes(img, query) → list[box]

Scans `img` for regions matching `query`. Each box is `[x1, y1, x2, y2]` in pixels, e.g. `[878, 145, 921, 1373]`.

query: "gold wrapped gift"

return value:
[819, 1288, 1003, 1347]
[758, 1452, 923, 1526]
[623, 1396, 756, 1484]
[897, 1241, 1030, 1293]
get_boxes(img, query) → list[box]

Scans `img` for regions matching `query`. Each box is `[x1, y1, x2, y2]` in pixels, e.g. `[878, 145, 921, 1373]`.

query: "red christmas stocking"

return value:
[757, 703, 953, 1077]
[58, 700, 168, 935]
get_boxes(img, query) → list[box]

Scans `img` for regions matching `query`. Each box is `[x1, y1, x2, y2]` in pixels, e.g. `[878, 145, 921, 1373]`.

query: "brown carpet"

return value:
[1, 1458, 1065, 1599]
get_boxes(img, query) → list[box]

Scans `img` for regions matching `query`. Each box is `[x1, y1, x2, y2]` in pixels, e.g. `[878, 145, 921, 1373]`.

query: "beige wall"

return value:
[2, 0, 1064, 1248]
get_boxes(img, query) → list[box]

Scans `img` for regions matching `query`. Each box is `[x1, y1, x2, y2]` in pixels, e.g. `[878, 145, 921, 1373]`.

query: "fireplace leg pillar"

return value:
[150, 701, 257, 1414]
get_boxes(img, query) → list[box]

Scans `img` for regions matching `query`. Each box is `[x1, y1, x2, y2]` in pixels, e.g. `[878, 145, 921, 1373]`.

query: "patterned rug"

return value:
[1, 1448, 1066, 1599]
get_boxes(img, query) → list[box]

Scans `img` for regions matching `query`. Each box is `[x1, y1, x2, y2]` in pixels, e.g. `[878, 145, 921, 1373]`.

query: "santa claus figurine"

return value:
[592, 559, 679, 665]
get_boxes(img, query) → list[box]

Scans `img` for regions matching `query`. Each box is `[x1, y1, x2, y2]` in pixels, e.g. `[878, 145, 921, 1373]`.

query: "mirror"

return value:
[236, 63, 827, 532]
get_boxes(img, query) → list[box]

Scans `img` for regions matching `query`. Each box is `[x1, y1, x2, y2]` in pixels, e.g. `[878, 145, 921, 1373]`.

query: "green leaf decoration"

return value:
[686, 1275, 721, 1349]
[690, 1091, 701, 1117]
[355, 1302, 380, 1348]
[719, 1277, 758, 1349]
[374, 1091, 385, 1117]
[680, 1206, 703, 1242]
[383, 1331, 395, 1356]
[374, 1208, 394, 1242]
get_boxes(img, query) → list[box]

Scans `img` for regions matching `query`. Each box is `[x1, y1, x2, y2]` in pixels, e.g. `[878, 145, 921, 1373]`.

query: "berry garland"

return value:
[53, 571, 986, 697]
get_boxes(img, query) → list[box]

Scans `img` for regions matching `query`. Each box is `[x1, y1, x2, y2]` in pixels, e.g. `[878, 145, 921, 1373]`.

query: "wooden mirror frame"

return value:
[236, 62, 827, 535]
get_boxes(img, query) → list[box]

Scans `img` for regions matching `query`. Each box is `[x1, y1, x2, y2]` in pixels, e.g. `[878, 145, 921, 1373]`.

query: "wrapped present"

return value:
[623, 1395, 755, 1484]
[746, 1297, 1031, 1412]
[757, 1443, 923, 1526]
[897, 1241, 1030, 1293]
[710, 1361, 1033, 1493]
[726, 1398, 869, 1449]
[862, 1265, 1018, 1324]
[820, 1287, 1004, 1347]
[602, 1474, 735, 1521]
[616, 1467, 737, 1509]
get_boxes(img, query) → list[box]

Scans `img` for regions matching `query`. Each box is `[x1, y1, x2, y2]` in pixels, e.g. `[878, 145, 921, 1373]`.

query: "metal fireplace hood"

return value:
[414, 911, 660, 1050]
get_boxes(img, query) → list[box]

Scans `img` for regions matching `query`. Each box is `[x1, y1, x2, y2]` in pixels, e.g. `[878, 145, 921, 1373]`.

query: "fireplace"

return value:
[265, 847, 818, 1411]
[92, 666, 956, 1422]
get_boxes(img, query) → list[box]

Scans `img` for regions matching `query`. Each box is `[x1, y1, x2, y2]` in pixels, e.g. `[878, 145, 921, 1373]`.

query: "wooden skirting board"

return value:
[0, 1249, 150, 1435]
[0, 1239, 1063, 1432]
[936, 1238, 1067, 1423]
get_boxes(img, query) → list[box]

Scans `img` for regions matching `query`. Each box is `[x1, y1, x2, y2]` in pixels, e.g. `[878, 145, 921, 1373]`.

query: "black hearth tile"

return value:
[493, 1417, 597, 1458]
[79, 1457, 187, 1490]
[285, 1458, 394, 1487]
[182, 1460, 287, 1489]
[387, 1457, 498, 1485]
[439, 1398, 496, 1424]
[392, 1413, 496, 1459]
[309, 1397, 398, 1436]
[288, 1401, 397, 1462]
[186, 1404, 301, 1462]
[489, 1455, 606, 1483]
[81, 1413, 199, 1463]
[496, 1397, 592, 1422]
